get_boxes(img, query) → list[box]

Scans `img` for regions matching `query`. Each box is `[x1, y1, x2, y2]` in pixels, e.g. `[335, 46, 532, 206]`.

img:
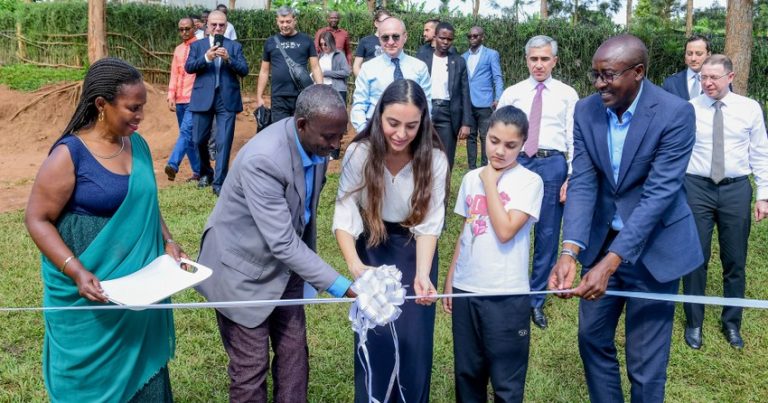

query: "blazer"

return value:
[563, 80, 704, 283]
[661, 69, 690, 100]
[185, 37, 249, 113]
[417, 51, 473, 133]
[462, 46, 505, 108]
[196, 118, 340, 328]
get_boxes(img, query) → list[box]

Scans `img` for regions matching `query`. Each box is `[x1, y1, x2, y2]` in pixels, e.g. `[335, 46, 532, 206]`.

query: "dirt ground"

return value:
[0, 83, 348, 213]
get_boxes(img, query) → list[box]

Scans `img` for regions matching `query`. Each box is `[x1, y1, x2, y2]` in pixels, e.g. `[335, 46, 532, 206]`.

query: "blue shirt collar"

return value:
[607, 81, 644, 123]
[293, 125, 325, 168]
[382, 50, 405, 62]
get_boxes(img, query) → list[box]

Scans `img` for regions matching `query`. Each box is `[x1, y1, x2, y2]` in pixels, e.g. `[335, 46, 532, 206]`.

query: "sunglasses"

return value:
[178, 27, 193, 32]
[467, 34, 481, 39]
[209, 22, 226, 28]
[380, 34, 401, 43]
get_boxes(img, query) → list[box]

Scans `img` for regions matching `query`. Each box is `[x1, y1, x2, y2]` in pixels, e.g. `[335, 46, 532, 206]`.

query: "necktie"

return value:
[392, 58, 404, 81]
[711, 100, 725, 184]
[524, 82, 545, 157]
[689, 74, 701, 99]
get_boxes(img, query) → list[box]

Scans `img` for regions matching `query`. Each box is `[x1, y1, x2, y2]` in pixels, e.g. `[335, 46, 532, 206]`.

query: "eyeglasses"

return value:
[178, 27, 193, 32]
[209, 23, 226, 28]
[380, 34, 401, 43]
[320, 42, 329, 47]
[467, 34, 481, 39]
[700, 72, 730, 82]
[588, 64, 641, 84]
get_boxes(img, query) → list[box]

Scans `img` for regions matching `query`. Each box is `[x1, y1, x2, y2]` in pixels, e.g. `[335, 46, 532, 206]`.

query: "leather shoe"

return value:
[197, 175, 212, 188]
[684, 327, 702, 349]
[531, 307, 548, 329]
[722, 326, 744, 349]
[212, 187, 221, 197]
[164, 165, 177, 181]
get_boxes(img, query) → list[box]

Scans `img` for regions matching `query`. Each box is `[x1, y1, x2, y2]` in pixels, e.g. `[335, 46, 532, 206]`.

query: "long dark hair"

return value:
[55, 57, 143, 146]
[347, 79, 448, 246]
[320, 31, 336, 54]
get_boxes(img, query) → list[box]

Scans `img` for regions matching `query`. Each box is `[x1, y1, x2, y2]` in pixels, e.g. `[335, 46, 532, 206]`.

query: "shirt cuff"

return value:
[326, 275, 353, 298]
[563, 239, 585, 250]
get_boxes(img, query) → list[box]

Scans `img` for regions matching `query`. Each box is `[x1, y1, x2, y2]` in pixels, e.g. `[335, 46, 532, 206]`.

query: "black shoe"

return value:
[531, 307, 548, 329]
[684, 327, 702, 349]
[722, 326, 744, 349]
[164, 165, 177, 181]
[212, 187, 220, 197]
[197, 175, 212, 188]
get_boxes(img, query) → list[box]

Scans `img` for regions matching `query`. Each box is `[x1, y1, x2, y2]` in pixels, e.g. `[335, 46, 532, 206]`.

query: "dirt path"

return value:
[0, 83, 348, 214]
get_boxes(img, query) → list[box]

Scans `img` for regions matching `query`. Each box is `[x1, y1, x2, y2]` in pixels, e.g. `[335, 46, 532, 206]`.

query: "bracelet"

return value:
[560, 249, 578, 261]
[61, 255, 75, 273]
[165, 238, 175, 245]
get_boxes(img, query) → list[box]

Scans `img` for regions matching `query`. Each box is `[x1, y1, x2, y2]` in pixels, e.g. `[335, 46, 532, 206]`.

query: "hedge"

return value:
[1, 1, 767, 104]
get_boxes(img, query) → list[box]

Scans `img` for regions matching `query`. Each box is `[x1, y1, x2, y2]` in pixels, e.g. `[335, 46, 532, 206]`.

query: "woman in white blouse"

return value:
[333, 79, 449, 403]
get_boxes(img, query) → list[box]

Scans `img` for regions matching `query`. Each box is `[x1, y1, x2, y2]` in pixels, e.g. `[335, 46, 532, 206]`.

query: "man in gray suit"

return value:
[196, 85, 354, 402]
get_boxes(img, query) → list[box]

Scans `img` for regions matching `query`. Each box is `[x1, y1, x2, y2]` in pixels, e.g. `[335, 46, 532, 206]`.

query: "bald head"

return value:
[295, 85, 347, 157]
[591, 35, 647, 116]
[594, 34, 648, 71]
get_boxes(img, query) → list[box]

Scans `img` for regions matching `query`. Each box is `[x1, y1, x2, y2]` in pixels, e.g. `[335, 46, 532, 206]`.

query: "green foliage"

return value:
[0, 64, 85, 91]
[633, 0, 684, 30]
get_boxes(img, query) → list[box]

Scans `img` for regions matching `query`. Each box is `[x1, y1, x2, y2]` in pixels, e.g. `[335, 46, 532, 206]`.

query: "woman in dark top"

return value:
[25, 57, 184, 402]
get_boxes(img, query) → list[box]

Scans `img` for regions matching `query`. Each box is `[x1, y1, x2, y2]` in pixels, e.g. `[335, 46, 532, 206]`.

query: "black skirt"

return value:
[353, 221, 438, 403]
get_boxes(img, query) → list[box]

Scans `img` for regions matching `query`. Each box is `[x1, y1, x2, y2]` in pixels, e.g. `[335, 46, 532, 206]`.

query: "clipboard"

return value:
[101, 255, 212, 306]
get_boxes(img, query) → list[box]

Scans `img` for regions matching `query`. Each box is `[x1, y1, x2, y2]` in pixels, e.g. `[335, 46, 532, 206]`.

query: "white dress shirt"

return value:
[430, 55, 450, 101]
[497, 76, 579, 172]
[332, 141, 448, 238]
[687, 91, 768, 200]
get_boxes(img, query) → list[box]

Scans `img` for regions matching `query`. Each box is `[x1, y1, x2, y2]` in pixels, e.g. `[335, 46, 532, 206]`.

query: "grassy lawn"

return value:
[2, 148, 768, 402]
[0, 64, 85, 92]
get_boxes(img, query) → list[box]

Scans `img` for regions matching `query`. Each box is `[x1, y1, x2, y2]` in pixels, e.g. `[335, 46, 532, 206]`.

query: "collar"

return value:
[607, 81, 644, 122]
[383, 50, 405, 62]
[687, 68, 699, 80]
[707, 91, 732, 107]
[293, 125, 324, 168]
[183, 37, 197, 46]
[469, 45, 484, 55]
[527, 75, 552, 89]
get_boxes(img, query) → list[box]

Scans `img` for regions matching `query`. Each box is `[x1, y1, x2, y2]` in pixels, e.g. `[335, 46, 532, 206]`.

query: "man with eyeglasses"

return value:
[352, 9, 391, 76]
[255, 6, 323, 123]
[164, 17, 201, 183]
[681, 54, 768, 351]
[416, 22, 470, 169]
[662, 35, 711, 100]
[497, 35, 579, 330]
[461, 26, 504, 170]
[350, 17, 431, 133]
[185, 10, 249, 196]
[549, 35, 701, 403]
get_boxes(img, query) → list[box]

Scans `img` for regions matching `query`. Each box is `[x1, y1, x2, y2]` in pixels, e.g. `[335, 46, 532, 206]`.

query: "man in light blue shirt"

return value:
[350, 17, 431, 133]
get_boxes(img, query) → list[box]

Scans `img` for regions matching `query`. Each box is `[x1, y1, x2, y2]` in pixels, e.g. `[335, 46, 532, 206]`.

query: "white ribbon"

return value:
[348, 265, 407, 403]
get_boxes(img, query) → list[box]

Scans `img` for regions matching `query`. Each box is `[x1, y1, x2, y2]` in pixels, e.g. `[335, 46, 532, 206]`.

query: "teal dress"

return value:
[42, 133, 175, 402]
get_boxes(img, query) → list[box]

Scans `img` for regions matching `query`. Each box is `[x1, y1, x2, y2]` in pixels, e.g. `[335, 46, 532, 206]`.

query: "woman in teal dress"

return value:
[25, 58, 184, 402]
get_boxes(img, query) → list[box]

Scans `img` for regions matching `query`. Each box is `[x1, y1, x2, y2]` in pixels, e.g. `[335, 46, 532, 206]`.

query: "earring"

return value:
[98, 110, 104, 122]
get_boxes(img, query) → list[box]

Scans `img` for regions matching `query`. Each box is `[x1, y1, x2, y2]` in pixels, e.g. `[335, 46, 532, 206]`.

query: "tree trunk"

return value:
[474, 0, 481, 17]
[685, 0, 693, 36]
[266, 0, 271, 10]
[573, 0, 579, 26]
[87, 0, 108, 64]
[367, 0, 375, 13]
[228, 0, 235, 10]
[626, 0, 632, 30]
[724, 0, 753, 94]
[541, 0, 548, 19]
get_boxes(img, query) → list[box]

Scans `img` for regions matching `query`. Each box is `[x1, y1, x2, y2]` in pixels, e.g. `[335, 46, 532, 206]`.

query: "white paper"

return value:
[101, 255, 212, 306]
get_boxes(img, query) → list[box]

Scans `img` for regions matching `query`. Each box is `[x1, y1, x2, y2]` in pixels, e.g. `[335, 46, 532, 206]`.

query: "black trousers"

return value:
[452, 289, 530, 403]
[682, 174, 752, 330]
[271, 95, 298, 124]
[467, 106, 492, 169]
[431, 100, 456, 170]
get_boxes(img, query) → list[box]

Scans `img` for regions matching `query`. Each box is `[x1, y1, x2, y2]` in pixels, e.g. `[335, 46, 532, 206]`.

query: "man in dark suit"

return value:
[185, 10, 249, 196]
[416, 22, 471, 169]
[549, 35, 703, 402]
[662, 35, 711, 100]
[196, 85, 355, 402]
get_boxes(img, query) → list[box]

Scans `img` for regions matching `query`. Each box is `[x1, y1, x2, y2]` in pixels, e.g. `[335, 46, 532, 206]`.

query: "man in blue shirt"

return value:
[549, 35, 702, 403]
[462, 26, 504, 169]
[196, 85, 355, 402]
[350, 17, 431, 133]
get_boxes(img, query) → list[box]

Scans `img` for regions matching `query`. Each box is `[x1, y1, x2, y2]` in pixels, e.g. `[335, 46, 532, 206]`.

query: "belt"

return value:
[528, 149, 565, 158]
[686, 174, 749, 185]
[432, 99, 450, 107]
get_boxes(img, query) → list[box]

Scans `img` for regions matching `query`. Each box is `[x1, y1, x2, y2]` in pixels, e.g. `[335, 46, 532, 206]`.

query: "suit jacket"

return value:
[417, 51, 472, 133]
[462, 46, 505, 108]
[661, 69, 690, 100]
[185, 37, 249, 113]
[564, 80, 704, 283]
[196, 118, 340, 328]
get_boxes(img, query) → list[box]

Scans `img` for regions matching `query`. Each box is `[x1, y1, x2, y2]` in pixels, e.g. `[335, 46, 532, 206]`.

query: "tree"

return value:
[541, 0, 548, 19]
[724, 0, 752, 94]
[626, 0, 632, 29]
[88, 0, 107, 63]
[633, 0, 683, 30]
[685, 0, 693, 35]
[474, 0, 481, 17]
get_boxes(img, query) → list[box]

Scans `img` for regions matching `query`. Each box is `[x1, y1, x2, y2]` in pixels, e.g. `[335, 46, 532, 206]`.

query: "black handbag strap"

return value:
[274, 36, 299, 69]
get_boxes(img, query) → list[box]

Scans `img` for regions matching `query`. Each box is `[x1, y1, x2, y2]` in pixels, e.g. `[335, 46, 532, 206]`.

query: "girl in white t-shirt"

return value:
[442, 105, 543, 402]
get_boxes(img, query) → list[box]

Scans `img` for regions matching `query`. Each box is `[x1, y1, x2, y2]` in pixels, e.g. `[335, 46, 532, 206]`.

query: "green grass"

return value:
[0, 64, 85, 92]
[3, 147, 768, 402]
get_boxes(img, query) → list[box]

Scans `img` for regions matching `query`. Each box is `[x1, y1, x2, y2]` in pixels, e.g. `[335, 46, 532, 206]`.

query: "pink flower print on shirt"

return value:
[499, 191, 511, 205]
[471, 218, 488, 236]
[466, 194, 488, 215]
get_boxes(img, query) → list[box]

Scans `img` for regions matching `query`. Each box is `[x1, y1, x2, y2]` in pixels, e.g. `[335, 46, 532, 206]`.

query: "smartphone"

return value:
[214, 34, 224, 47]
